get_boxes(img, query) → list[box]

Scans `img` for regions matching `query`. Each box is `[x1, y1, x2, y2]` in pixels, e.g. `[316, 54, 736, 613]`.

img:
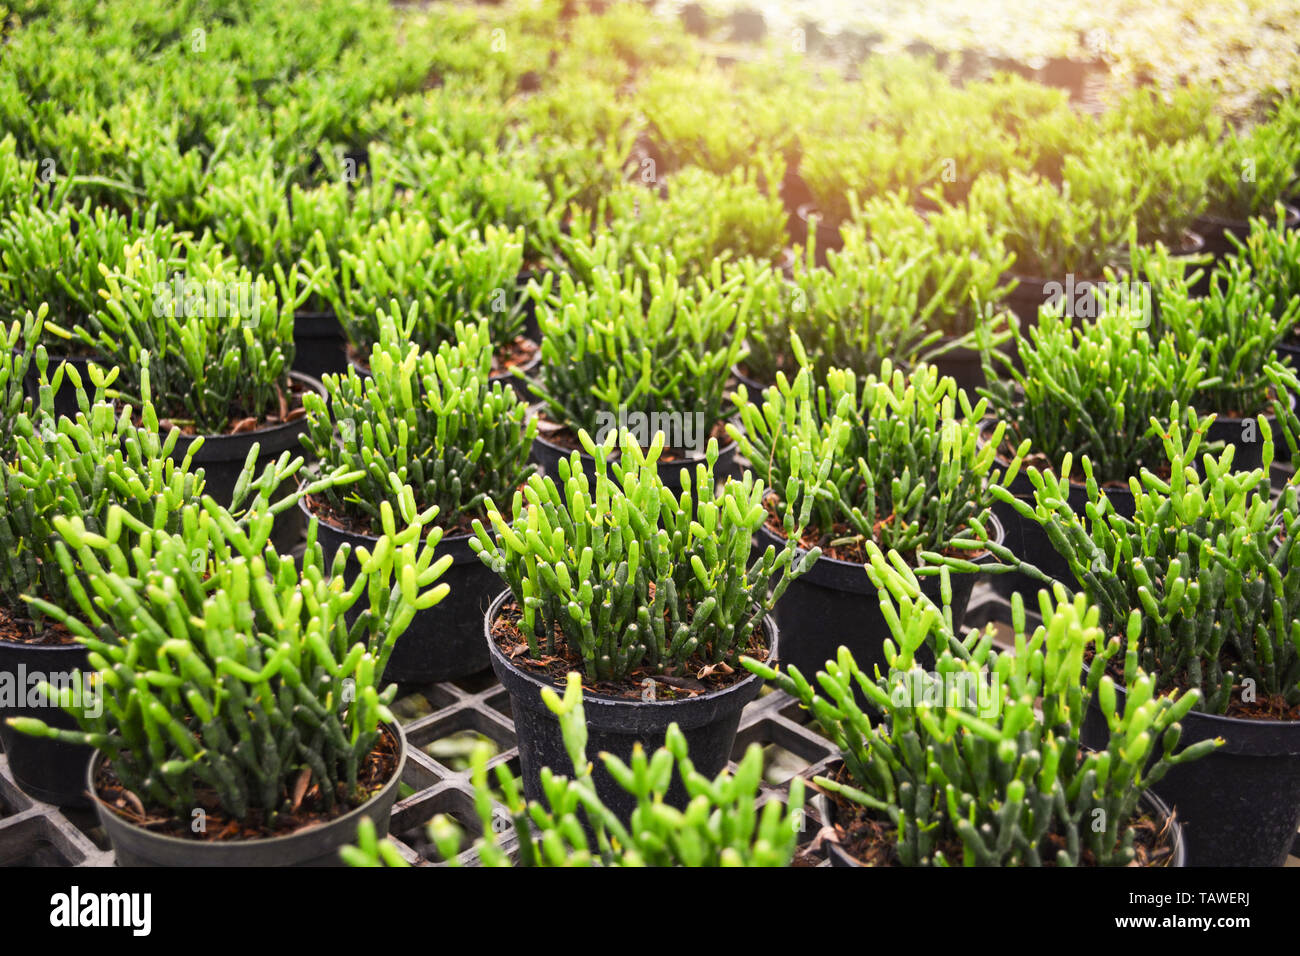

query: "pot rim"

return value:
[822, 760, 1185, 867]
[88, 720, 406, 852]
[484, 587, 771, 714]
[754, 490, 1006, 571]
[170, 369, 325, 444]
[1195, 202, 1300, 230]
[297, 485, 482, 548]
[528, 406, 739, 463]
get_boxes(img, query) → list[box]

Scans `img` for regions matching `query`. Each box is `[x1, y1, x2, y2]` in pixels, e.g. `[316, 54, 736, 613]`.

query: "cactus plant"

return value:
[528, 237, 751, 448]
[300, 308, 537, 533]
[469, 431, 819, 682]
[728, 348, 1021, 565]
[745, 572, 1216, 866]
[982, 400, 1300, 714]
[11, 480, 451, 824]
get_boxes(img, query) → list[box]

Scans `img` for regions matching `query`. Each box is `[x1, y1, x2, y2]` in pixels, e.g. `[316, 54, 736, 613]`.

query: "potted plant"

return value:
[967, 168, 1142, 332]
[1195, 116, 1300, 260]
[729, 348, 1016, 682]
[327, 212, 537, 399]
[527, 238, 750, 491]
[977, 303, 1208, 591]
[734, 230, 946, 391]
[469, 430, 818, 818]
[746, 578, 1211, 866]
[851, 192, 1014, 391]
[59, 239, 324, 552]
[299, 309, 537, 683]
[1145, 242, 1299, 471]
[10, 475, 448, 865]
[1208, 211, 1300, 366]
[0, 202, 188, 418]
[344, 673, 807, 867]
[982, 405, 1300, 865]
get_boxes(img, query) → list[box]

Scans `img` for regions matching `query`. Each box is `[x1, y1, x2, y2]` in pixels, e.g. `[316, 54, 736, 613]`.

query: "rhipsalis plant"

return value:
[11, 484, 452, 824]
[1143, 241, 1299, 418]
[329, 212, 529, 364]
[343, 673, 806, 867]
[301, 308, 537, 533]
[62, 239, 318, 435]
[529, 238, 751, 447]
[1212, 211, 1300, 334]
[745, 579, 1216, 866]
[1200, 118, 1298, 221]
[851, 192, 1013, 336]
[985, 401, 1300, 714]
[737, 231, 946, 387]
[978, 303, 1207, 484]
[0, 310, 39, 459]
[0, 203, 189, 350]
[728, 348, 1022, 565]
[470, 431, 819, 682]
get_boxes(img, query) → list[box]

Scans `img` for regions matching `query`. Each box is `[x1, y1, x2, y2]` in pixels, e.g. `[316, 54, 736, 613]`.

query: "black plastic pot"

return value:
[1003, 272, 1102, 331]
[756, 514, 1002, 685]
[303, 495, 496, 683]
[530, 418, 738, 497]
[824, 775, 1184, 867]
[1081, 680, 1300, 866]
[292, 310, 347, 380]
[991, 462, 1137, 603]
[1195, 204, 1300, 262]
[1205, 403, 1283, 473]
[926, 337, 985, 395]
[730, 361, 771, 396]
[794, 203, 842, 267]
[169, 371, 324, 554]
[90, 722, 405, 867]
[0, 629, 92, 807]
[21, 351, 101, 422]
[486, 589, 769, 821]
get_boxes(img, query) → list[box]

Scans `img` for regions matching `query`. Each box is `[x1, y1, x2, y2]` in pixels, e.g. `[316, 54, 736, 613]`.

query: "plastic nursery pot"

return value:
[0, 628, 92, 808]
[823, 771, 1185, 867]
[90, 722, 406, 867]
[1194, 204, 1300, 262]
[794, 203, 842, 268]
[755, 513, 1003, 687]
[730, 361, 770, 396]
[21, 351, 101, 422]
[168, 371, 325, 555]
[1002, 273, 1103, 334]
[485, 589, 769, 822]
[529, 416, 739, 499]
[927, 336, 985, 395]
[1081, 679, 1300, 867]
[1203, 398, 1285, 473]
[990, 459, 1138, 605]
[300, 494, 497, 684]
[292, 310, 348, 380]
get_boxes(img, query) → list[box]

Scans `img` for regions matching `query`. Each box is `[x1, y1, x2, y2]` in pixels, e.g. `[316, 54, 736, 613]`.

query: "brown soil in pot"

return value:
[92, 723, 400, 843]
[760, 492, 989, 566]
[304, 491, 480, 539]
[535, 408, 730, 462]
[127, 375, 310, 437]
[819, 763, 1179, 867]
[0, 603, 77, 646]
[491, 598, 767, 701]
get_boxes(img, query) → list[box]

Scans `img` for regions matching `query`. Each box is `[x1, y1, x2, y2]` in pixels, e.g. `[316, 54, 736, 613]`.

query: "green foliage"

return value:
[60, 240, 315, 434]
[746, 578, 1215, 866]
[1201, 118, 1299, 220]
[530, 238, 751, 439]
[301, 310, 537, 532]
[989, 401, 1300, 713]
[469, 432, 819, 682]
[728, 352, 1019, 562]
[978, 302, 1207, 484]
[11, 482, 452, 823]
[330, 213, 528, 358]
[738, 230, 948, 387]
